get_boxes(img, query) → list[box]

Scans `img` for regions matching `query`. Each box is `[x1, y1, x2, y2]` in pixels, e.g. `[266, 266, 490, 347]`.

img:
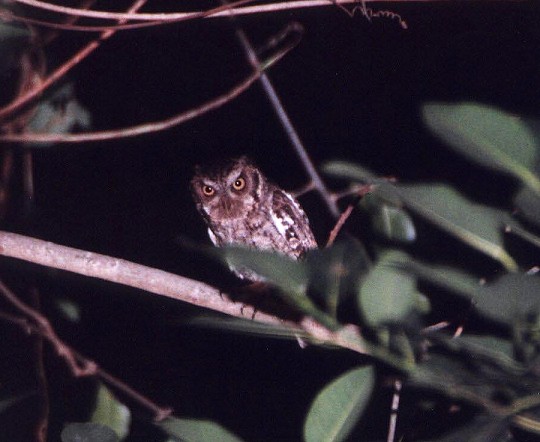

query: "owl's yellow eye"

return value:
[232, 177, 246, 191]
[202, 185, 215, 196]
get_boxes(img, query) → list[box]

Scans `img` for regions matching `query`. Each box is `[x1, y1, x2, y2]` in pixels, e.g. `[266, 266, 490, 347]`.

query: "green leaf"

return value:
[25, 83, 92, 148]
[424, 414, 508, 442]
[395, 184, 517, 271]
[0, 21, 30, 74]
[362, 194, 416, 243]
[61, 423, 118, 442]
[90, 384, 130, 440]
[358, 251, 418, 326]
[505, 219, 540, 249]
[304, 366, 375, 442]
[215, 245, 308, 295]
[403, 260, 482, 299]
[213, 246, 337, 329]
[55, 298, 81, 322]
[474, 273, 540, 326]
[422, 102, 540, 194]
[306, 241, 370, 315]
[159, 417, 244, 442]
[451, 335, 519, 373]
[411, 354, 500, 404]
[324, 161, 518, 270]
[322, 161, 378, 182]
[514, 186, 540, 227]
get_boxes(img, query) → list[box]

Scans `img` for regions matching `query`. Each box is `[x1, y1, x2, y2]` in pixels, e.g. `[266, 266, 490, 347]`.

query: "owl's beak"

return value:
[219, 199, 233, 217]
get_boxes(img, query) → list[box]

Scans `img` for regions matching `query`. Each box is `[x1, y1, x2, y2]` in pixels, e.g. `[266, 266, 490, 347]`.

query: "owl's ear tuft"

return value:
[236, 155, 256, 167]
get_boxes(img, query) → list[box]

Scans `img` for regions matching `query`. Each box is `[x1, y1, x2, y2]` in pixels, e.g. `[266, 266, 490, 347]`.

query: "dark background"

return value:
[1, 1, 540, 440]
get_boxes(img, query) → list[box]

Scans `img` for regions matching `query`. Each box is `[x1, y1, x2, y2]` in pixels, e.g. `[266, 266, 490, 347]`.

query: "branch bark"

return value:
[0, 231, 367, 353]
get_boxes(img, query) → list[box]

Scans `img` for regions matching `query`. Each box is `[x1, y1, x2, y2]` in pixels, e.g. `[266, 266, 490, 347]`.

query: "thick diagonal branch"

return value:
[0, 231, 366, 353]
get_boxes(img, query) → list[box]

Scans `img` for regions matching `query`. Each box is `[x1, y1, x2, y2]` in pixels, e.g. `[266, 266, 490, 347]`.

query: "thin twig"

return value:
[223, 4, 340, 217]
[0, 307, 172, 420]
[0, 27, 297, 144]
[0, 71, 259, 143]
[29, 287, 48, 442]
[0, 278, 93, 376]
[0, 0, 147, 123]
[387, 379, 402, 442]
[326, 204, 354, 247]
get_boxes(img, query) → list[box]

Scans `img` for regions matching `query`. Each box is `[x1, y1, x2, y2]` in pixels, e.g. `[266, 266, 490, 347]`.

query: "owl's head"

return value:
[191, 156, 266, 221]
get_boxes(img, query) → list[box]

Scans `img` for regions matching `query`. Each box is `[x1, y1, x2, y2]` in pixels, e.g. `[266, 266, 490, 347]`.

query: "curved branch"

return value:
[0, 23, 297, 144]
[0, 231, 367, 353]
[12, 0, 365, 22]
[0, 69, 260, 144]
[0, 0, 147, 124]
[1, 0, 255, 33]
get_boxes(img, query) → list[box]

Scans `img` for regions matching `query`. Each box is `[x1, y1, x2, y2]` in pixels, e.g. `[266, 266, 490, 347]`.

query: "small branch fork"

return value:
[0, 0, 149, 124]
[0, 279, 172, 421]
[222, 4, 340, 218]
[0, 24, 299, 143]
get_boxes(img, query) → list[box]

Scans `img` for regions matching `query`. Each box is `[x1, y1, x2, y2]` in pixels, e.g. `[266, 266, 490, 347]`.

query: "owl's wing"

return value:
[270, 189, 318, 259]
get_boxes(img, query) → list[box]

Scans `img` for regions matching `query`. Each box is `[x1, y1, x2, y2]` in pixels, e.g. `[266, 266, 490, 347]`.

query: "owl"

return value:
[191, 156, 318, 281]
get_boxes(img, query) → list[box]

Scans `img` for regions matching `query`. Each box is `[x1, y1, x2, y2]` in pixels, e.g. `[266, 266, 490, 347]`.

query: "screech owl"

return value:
[191, 156, 318, 281]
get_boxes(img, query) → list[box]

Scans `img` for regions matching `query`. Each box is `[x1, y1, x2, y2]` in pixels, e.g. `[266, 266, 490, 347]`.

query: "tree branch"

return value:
[0, 302, 172, 420]
[11, 0, 521, 24]
[0, 0, 147, 123]
[0, 24, 298, 144]
[0, 231, 367, 354]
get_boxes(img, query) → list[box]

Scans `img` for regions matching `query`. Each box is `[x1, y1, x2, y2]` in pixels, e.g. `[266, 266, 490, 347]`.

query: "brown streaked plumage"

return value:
[191, 156, 317, 281]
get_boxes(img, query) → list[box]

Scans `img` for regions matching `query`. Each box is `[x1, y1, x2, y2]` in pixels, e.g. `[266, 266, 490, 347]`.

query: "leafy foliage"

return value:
[159, 417, 245, 442]
[1, 3, 539, 438]
[319, 102, 540, 440]
[304, 366, 375, 442]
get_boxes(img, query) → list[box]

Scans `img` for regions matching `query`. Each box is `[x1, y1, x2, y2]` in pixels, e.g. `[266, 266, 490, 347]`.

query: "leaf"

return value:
[304, 366, 375, 442]
[322, 161, 378, 182]
[159, 417, 244, 442]
[0, 21, 29, 74]
[474, 273, 540, 326]
[424, 414, 509, 442]
[403, 260, 482, 299]
[61, 423, 118, 442]
[422, 102, 540, 194]
[514, 186, 540, 227]
[90, 384, 130, 440]
[55, 298, 81, 322]
[25, 83, 92, 148]
[185, 315, 310, 342]
[324, 161, 518, 270]
[411, 354, 500, 403]
[306, 240, 370, 314]
[395, 184, 517, 271]
[455, 335, 516, 369]
[505, 218, 540, 249]
[358, 251, 419, 327]
[214, 245, 309, 296]
[362, 194, 416, 243]
[212, 246, 337, 328]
